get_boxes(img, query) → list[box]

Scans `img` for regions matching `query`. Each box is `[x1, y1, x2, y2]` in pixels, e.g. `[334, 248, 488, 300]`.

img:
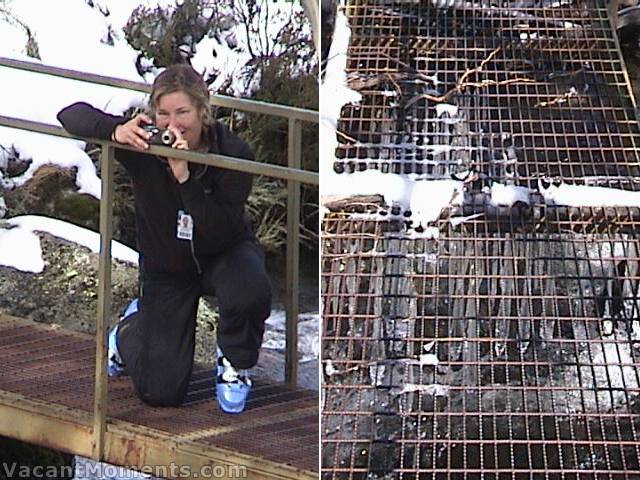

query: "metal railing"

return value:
[0, 58, 318, 461]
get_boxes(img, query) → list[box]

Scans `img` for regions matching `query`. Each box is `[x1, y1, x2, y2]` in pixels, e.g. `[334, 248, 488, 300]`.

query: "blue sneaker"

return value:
[107, 323, 126, 377]
[107, 299, 138, 377]
[215, 348, 251, 414]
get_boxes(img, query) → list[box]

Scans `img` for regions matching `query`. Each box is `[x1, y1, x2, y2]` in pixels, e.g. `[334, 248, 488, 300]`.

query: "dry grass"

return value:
[247, 177, 288, 252]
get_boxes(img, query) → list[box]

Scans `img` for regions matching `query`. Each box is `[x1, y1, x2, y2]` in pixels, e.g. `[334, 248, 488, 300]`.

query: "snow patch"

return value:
[390, 383, 449, 397]
[450, 213, 484, 228]
[323, 170, 415, 207]
[1, 215, 139, 273]
[435, 103, 458, 117]
[0, 226, 44, 273]
[4, 131, 103, 198]
[490, 183, 533, 207]
[410, 180, 463, 227]
[263, 310, 319, 363]
[320, 11, 362, 198]
[418, 354, 439, 366]
[325, 175, 463, 228]
[0, 0, 148, 200]
[540, 181, 640, 207]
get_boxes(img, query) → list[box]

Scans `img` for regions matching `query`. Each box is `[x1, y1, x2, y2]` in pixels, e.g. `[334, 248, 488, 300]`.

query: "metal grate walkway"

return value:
[322, 0, 640, 478]
[0, 314, 318, 479]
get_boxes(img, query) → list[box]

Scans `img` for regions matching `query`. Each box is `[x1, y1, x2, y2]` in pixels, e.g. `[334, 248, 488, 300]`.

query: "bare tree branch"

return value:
[534, 87, 579, 108]
[404, 47, 538, 108]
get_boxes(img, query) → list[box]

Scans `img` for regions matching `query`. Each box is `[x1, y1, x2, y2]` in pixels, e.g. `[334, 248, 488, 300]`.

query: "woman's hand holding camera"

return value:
[112, 113, 153, 150]
[112, 116, 190, 184]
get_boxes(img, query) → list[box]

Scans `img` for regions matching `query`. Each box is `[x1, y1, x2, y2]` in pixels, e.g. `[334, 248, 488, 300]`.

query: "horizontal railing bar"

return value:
[0, 57, 318, 124]
[208, 95, 318, 124]
[0, 115, 318, 186]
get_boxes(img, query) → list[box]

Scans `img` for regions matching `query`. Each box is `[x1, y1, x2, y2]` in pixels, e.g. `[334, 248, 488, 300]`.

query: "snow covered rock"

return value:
[0, 229, 138, 332]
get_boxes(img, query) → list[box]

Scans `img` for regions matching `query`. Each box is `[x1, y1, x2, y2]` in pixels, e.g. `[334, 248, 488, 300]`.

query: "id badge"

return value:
[177, 210, 193, 240]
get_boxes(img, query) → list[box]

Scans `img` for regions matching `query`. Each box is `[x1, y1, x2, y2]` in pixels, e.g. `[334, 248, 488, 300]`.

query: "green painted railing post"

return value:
[285, 118, 303, 387]
[92, 144, 114, 460]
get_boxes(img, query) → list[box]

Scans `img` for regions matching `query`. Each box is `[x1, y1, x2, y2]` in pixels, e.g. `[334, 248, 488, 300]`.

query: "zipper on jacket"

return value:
[179, 207, 202, 274]
[189, 237, 202, 274]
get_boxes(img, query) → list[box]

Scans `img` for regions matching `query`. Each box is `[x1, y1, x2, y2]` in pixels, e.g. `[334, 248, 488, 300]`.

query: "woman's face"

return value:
[155, 91, 203, 150]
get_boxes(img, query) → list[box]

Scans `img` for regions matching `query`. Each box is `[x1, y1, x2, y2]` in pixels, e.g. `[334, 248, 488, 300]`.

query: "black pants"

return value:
[117, 240, 272, 406]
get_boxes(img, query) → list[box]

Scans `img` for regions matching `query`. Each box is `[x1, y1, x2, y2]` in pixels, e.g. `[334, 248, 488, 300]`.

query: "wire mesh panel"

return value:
[333, 0, 640, 184]
[322, 216, 640, 478]
[322, 0, 640, 478]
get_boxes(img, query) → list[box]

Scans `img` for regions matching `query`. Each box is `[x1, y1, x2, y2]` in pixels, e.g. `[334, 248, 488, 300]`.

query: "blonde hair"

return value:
[149, 64, 212, 128]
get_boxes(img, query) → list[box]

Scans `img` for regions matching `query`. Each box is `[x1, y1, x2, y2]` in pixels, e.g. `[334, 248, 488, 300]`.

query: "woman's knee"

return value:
[243, 277, 272, 318]
[132, 368, 189, 407]
[136, 383, 186, 407]
[224, 274, 272, 319]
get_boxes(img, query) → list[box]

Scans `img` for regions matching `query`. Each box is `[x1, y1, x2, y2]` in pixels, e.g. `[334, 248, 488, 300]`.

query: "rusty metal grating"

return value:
[322, 0, 640, 478]
[0, 316, 318, 473]
[322, 218, 640, 477]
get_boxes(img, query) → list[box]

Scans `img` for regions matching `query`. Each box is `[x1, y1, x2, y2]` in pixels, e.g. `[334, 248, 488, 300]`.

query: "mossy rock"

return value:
[3, 163, 102, 231]
[20, 164, 75, 200]
[4, 157, 31, 178]
[4, 164, 76, 216]
[54, 193, 100, 231]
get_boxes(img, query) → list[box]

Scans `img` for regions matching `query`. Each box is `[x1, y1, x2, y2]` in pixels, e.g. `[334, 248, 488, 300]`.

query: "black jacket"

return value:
[57, 102, 255, 275]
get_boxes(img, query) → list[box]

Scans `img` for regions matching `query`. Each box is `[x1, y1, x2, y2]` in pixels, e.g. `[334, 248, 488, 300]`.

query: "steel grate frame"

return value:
[322, 0, 640, 478]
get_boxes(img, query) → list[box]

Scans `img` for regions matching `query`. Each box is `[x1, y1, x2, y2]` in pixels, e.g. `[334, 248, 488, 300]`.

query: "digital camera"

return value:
[143, 125, 176, 146]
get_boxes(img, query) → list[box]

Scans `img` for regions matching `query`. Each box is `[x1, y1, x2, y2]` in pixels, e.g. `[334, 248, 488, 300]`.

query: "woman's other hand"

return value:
[112, 113, 153, 150]
[167, 126, 190, 184]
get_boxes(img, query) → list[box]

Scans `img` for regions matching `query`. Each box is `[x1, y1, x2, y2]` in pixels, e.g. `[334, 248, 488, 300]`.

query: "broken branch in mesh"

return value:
[324, 354, 441, 378]
[321, 194, 385, 212]
[346, 71, 435, 93]
[534, 86, 579, 107]
[335, 129, 357, 143]
[404, 47, 538, 108]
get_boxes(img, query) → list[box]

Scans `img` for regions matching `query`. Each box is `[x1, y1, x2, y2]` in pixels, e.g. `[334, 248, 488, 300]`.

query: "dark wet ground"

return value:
[266, 249, 319, 314]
